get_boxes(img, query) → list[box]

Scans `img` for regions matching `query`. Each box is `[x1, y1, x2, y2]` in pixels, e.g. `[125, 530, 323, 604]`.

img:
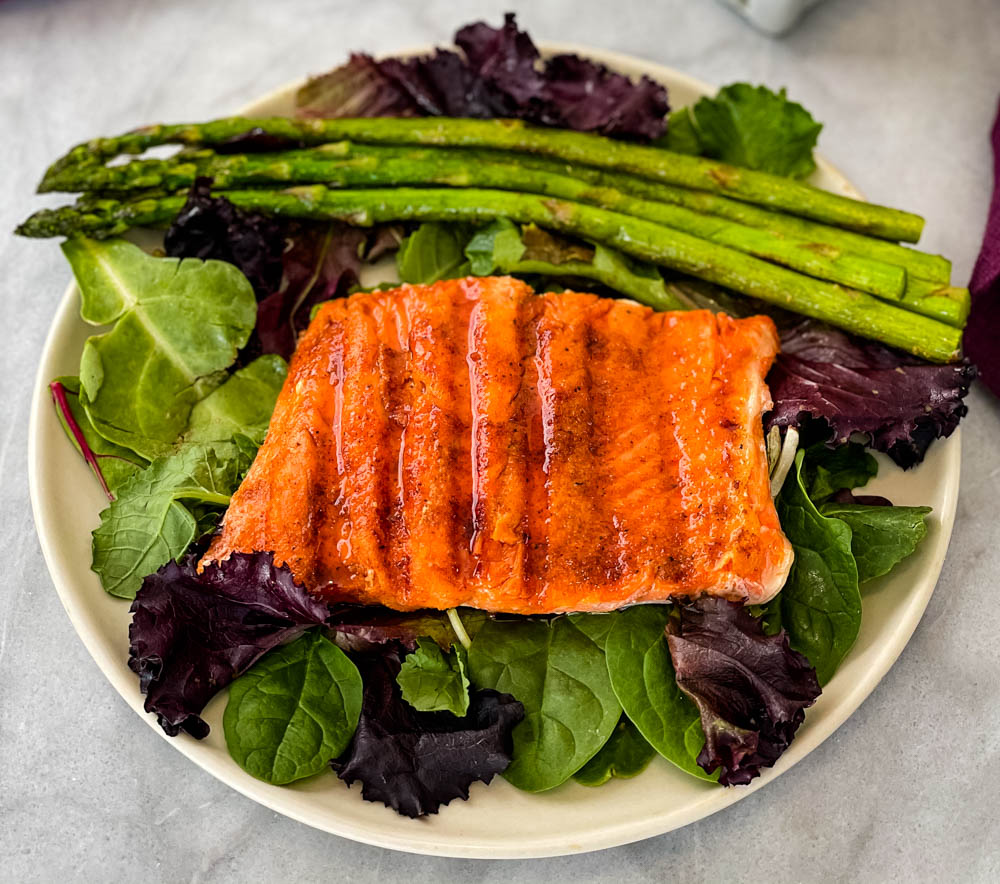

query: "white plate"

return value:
[27, 45, 960, 859]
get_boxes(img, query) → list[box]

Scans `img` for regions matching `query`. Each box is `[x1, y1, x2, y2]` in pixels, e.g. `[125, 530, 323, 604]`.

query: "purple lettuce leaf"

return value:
[453, 13, 549, 112]
[296, 53, 420, 119]
[766, 320, 974, 469]
[666, 597, 821, 787]
[163, 177, 285, 299]
[826, 488, 892, 507]
[540, 53, 670, 140]
[128, 552, 330, 738]
[378, 50, 504, 118]
[255, 222, 366, 359]
[964, 96, 1000, 396]
[326, 607, 457, 653]
[332, 642, 524, 817]
[164, 180, 379, 361]
[294, 14, 668, 141]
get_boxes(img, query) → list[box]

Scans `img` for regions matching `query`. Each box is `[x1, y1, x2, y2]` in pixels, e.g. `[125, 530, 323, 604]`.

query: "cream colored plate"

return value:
[27, 45, 961, 858]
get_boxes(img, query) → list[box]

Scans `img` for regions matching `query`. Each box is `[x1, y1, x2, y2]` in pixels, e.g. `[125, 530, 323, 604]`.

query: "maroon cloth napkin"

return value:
[963, 96, 1000, 395]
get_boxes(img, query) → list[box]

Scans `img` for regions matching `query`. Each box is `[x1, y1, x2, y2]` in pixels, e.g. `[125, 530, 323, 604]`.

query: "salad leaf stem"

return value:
[446, 607, 472, 650]
[49, 380, 113, 500]
[769, 427, 800, 498]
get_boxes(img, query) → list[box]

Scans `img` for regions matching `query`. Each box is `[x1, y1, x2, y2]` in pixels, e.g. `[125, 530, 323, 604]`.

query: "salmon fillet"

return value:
[203, 277, 793, 613]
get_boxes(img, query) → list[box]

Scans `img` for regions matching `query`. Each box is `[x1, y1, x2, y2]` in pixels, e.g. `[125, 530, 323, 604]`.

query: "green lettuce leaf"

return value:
[804, 442, 879, 503]
[463, 219, 680, 309]
[820, 503, 931, 584]
[182, 355, 287, 444]
[465, 218, 527, 274]
[396, 637, 471, 716]
[223, 631, 363, 785]
[660, 107, 702, 155]
[64, 237, 257, 460]
[396, 222, 471, 283]
[91, 440, 253, 598]
[668, 83, 822, 179]
[52, 376, 147, 493]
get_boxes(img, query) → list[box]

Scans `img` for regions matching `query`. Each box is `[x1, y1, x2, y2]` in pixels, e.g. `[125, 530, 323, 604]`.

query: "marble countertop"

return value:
[2, 0, 999, 880]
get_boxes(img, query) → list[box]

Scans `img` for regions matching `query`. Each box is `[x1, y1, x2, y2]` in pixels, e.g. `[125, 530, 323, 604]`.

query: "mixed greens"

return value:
[22, 15, 971, 818]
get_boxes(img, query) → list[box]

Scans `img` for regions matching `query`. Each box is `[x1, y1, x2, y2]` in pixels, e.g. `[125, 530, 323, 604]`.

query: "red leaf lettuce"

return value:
[164, 180, 375, 360]
[164, 177, 285, 299]
[295, 14, 669, 141]
[128, 552, 329, 738]
[666, 597, 821, 786]
[767, 320, 974, 468]
[333, 643, 524, 817]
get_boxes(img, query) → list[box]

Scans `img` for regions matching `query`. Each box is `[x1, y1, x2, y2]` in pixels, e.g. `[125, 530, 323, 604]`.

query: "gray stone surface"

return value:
[2, 0, 999, 880]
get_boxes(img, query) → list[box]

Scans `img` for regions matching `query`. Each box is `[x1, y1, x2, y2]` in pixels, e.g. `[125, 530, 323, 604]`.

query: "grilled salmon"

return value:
[203, 277, 793, 613]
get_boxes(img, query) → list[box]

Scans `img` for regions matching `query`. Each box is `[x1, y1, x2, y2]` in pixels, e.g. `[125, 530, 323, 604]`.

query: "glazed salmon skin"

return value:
[203, 277, 793, 613]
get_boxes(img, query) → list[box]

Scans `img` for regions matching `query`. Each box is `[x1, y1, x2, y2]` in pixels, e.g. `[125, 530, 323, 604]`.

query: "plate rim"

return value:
[26, 45, 962, 859]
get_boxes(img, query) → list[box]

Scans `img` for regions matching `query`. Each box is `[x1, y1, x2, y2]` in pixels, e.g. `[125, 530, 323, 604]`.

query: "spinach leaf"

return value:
[223, 631, 363, 785]
[566, 612, 616, 651]
[771, 450, 861, 684]
[820, 503, 931, 584]
[52, 375, 147, 493]
[396, 222, 471, 283]
[673, 83, 822, 179]
[804, 442, 878, 503]
[468, 616, 621, 792]
[572, 714, 656, 787]
[604, 605, 714, 782]
[64, 237, 257, 459]
[182, 355, 287, 444]
[396, 637, 471, 716]
[92, 440, 252, 598]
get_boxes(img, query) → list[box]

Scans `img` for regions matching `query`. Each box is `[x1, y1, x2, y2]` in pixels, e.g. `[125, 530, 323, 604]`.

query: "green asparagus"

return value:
[17, 186, 960, 362]
[492, 151, 951, 284]
[39, 144, 906, 300]
[40, 117, 925, 241]
[43, 141, 951, 284]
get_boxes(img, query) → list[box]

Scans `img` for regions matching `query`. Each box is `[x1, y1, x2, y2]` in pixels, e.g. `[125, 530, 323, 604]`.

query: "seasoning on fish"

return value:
[202, 276, 793, 613]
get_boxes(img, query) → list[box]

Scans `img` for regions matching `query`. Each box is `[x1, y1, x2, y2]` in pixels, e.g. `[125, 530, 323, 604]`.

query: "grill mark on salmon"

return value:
[204, 277, 793, 613]
[312, 303, 352, 595]
[372, 291, 412, 601]
[338, 299, 391, 602]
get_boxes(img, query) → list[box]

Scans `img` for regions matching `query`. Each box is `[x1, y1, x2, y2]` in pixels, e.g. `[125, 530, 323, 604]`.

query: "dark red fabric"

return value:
[963, 96, 1000, 395]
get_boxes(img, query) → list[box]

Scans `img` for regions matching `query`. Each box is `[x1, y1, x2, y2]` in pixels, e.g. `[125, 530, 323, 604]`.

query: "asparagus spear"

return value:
[490, 151, 951, 284]
[40, 117, 925, 242]
[39, 145, 907, 300]
[16, 186, 960, 362]
[52, 145, 966, 324]
[47, 144, 965, 321]
[899, 279, 970, 328]
[44, 141, 952, 286]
